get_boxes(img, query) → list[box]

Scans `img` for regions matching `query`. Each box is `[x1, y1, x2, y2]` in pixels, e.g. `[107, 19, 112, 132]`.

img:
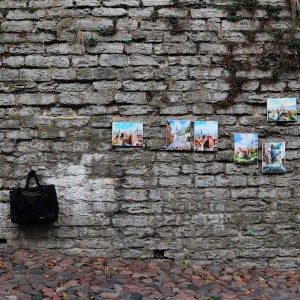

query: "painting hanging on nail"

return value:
[267, 98, 297, 122]
[262, 142, 286, 174]
[112, 122, 143, 147]
[234, 133, 258, 165]
[166, 120, 191, 151]
[194, 121, 218, 152]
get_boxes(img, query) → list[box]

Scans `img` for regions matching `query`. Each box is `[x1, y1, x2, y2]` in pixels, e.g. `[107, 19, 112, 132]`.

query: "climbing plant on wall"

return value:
[213, 0, 300, 109]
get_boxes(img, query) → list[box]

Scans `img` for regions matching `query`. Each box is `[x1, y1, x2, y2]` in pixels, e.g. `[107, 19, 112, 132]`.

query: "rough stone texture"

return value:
[0, 0, 299, 269]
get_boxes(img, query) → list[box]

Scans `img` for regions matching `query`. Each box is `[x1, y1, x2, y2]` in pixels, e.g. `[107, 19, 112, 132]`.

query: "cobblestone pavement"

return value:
[0, 250, 299, 300]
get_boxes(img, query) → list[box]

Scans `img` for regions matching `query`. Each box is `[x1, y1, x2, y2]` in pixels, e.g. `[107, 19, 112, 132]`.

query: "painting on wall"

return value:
[166, 120, 191, 151]
[262, 142, 286, 174]
[234, 133, 258, 165]
[267, 98, 297, 122]
[194, 121, 218, 152]
[112, 122, 143, 147]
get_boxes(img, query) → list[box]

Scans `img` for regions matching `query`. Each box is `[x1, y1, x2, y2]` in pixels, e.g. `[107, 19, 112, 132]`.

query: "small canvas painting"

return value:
[166, 120, 191, 151]
[267, 98, 297, 122]
[112, 122, 143, 147]
[194, 121, 218, 152]
[234, 133, 258, 165]
[262, 142, 286, 174]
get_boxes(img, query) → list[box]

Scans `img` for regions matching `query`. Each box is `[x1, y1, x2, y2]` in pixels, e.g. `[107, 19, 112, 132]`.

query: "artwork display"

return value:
[112, 122, 143, 147]
[166, 120, 191, 151]
[234, 133, 258, 165]
[267, 98, 297, 122]
[262, 142, 286, 174]
[194, 121, 218, 152]
[112, 96, 293, 173]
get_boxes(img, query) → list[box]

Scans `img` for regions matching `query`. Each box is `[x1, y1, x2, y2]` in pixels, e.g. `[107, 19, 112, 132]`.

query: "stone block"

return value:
[87, 43, 125, 54]
[0, 0, 27, 8]
[0, 69, 19, 81]
[2, 21, 33, 32]
[47, 44, 85, 55]
[76, 19, 113, 30]
[128, 8, 153, 17]
[159, 176, 191, 187]
[77, 68, 116, 80]
[92, 8, 127, 17]
[51, 69, 77, 80]
[142, 0, 172, 5]
[154, 43, 196, 55]
[199, 43, 227, 55]
[126, 43, 153, 54]
[29, 0, 66, 8]
[158, 8, 188, 18]
[71, 55, 98, 67]
[114, 92, 147, 104]
[9, 44, 45, 54]
[93, 81, 122, 90]
[116, 19, 138, 31]
[123, 81, 168, 91]
[3, 56, 25, 68]
[103, 0, 139, 6]
[6, 10, 46, 20]
[25, 55, 70, 68]
[222, 20, 260, 31]
[35, 20, 57, 30]
[99, 54, 128, 67]
[20, 69, 51, 81]
[65, 0, 101, 6]
[0, 94, 17, 106]
[153, 163, 180, 176]
[191, 8, 227, 19]
[18, 93, 57, 105]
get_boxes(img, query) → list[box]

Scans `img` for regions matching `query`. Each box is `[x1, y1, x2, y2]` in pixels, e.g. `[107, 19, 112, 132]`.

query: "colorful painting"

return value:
[262, 142, 286, 174]
[194, 121, 218, 152]
[267, 98, 297, 122]
[166, 120, 191, 151]
[234, 133, 258, 165]
[112, 122, 143, 147]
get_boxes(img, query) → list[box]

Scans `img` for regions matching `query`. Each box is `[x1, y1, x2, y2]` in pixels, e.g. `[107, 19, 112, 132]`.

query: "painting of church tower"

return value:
[267, 98, 297, 122]
[234, 133, 258, 165]
[112, 122, 143, 147]
[166, 120, 191, 151]
[194, 121, 218, 152]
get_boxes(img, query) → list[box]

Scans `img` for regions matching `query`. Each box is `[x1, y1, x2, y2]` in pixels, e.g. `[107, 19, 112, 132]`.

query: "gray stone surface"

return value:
[0, 0, 299, 269]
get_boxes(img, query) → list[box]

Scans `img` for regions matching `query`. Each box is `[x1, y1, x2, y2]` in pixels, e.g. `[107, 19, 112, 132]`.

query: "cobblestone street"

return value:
[0, 250, 299, 300]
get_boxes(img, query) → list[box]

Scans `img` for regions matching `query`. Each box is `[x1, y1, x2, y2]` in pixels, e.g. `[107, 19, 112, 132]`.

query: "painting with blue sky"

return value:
[267, 98, 297, 122]
[234, 133, 258, 165]
[194, 121, 218, 152]
[112, 122, 143, 147]
[166, 120, 191, 151]
[262, 142, 286, 174]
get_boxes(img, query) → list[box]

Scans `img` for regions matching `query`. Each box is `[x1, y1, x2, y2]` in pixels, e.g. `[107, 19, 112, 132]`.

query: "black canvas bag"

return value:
[10, 170, 59, 224]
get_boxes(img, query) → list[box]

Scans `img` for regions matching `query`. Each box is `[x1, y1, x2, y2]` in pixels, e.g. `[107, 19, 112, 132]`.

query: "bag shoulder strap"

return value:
[25, 170, 41, 189]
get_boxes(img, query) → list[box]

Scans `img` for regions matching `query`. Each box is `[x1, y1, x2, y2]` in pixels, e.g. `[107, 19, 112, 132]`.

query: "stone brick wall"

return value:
[0, 0, 299, 269]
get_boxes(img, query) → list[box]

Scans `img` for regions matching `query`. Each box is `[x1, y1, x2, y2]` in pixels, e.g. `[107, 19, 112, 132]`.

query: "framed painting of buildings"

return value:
[234, 133, 258, 165]
[112, 122, 143, 147]
[166, 120, 191, 151]
[262, 142, 286, 174]
[267, 98, 297, 122]
[194, 121, 218, 152]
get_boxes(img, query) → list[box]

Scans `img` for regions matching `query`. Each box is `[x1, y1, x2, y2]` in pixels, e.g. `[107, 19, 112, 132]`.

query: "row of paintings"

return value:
[111, 122, 286, 174]
[234, 133, 286, 174]
[166, 120, 218, 152]
[112, 120, 218, 152]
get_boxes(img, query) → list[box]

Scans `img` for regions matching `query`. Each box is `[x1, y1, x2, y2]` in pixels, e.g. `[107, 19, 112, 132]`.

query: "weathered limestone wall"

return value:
[0, 0, 299, 269]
